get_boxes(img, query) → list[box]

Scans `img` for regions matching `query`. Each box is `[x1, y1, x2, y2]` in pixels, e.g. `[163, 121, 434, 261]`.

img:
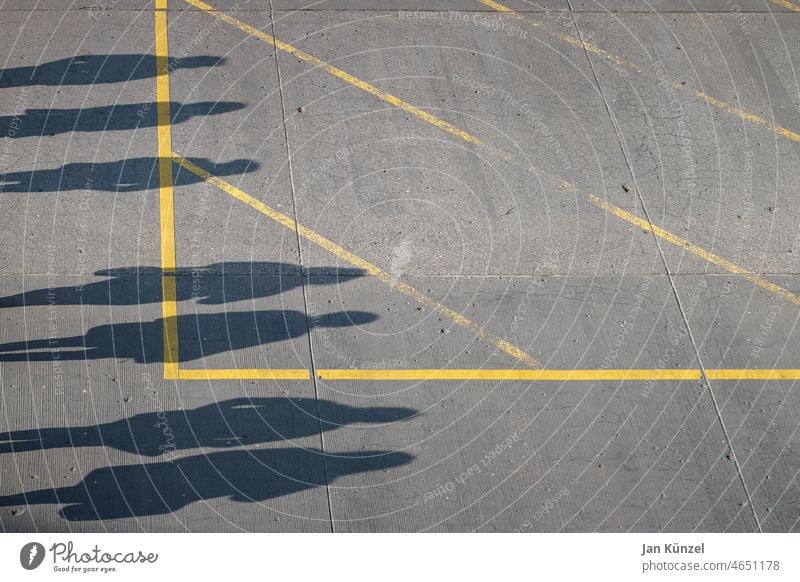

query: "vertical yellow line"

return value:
[155, 0, 180, 379]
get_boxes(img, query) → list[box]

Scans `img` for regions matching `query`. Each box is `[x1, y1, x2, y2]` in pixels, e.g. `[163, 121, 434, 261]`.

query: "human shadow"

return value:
[0, 396, 416, 456]
[0, 447, 413, 521]
[0, 54, 224, 88]
[0, 263, 366, 306]
[0, 157, 256, 193]
[0, 101, 244, 139]
[0, 310, 377, 364]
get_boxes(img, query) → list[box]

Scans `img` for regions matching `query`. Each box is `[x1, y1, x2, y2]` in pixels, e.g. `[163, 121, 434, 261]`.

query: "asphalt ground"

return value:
[1, 0, 800, 532]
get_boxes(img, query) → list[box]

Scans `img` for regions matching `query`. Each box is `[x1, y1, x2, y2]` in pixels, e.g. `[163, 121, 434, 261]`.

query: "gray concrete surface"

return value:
[1, 0, 800, 532]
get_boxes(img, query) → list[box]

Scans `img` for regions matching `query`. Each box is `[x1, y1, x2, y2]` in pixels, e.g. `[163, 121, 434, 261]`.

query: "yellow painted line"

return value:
[587, 194, 800, 306]
[183, 0, 480, 146]
[318, 369, 702, 381]
[182, 1, 575, 194]
[696, 91, 800, 144]
[155, 0, 180, 379]
[771, 0, 800, 12]
[165, 367, 800, 381]
[182, 0, 800, 313]
[178, 368, 311, 380]
[481, 0, 800, 146]
[707, 369, 800, 380]
[479, 0, 518, 15]
[478, 0, 640, 72]
[172, 153, 541, 368]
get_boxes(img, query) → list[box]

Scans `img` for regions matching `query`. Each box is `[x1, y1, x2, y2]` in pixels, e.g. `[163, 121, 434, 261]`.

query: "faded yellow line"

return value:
[178, 368, 310, 380]
[480, 0, 800, 146]
[771, 0, 800, 12]
[318, 368, 702, 381]
[172, 153, 540, 368]
[155, 0, 180, 379]
[478, 0, 640, 72]
[184, 0, 480, 145]
[587, 194, 800, 306]
[696, 91, 800, 143]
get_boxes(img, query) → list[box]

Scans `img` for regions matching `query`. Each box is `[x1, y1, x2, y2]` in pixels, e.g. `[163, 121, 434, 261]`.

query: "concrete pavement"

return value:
[1, 0, 800, 532]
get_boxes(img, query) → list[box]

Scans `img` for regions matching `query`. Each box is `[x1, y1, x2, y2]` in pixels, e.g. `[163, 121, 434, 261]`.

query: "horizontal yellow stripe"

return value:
[172, 368, 800, 381]
[178, 368, 311, 380]
[706, 369, 800, 380]
[317, 369, 703, 381]
[587, 194, 800, 306]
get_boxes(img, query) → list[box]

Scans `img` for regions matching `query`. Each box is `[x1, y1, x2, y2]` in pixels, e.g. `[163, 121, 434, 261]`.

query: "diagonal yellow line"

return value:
[172, 153, 541, 368]
[185, 0, 800, 310]
[771, 0, 800, 12]
[480, 0, 800, 146]
[155, 0, 180, 379]
[588, 194, 800, 306]
[182, 0, 576, 191]
[184, 0, 480, 145]
[478, 0, 640, 72]
[696, 91, 800, 143]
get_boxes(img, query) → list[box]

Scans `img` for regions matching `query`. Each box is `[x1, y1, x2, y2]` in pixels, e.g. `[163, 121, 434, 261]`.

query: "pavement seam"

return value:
[566, 0, 763, 532]
[268, 0, 336, 534]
